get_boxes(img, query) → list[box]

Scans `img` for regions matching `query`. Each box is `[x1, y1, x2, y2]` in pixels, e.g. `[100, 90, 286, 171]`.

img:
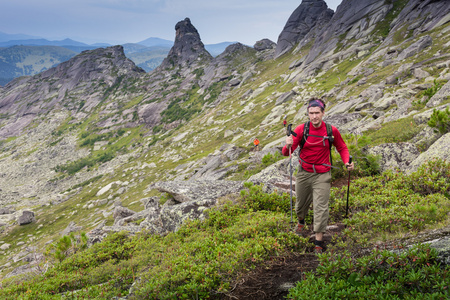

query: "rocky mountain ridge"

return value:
[0, 36, 234, 85]
[0, 0, 449, 280]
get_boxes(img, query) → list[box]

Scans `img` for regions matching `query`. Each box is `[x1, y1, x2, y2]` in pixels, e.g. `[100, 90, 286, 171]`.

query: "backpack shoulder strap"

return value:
[325, 123, 334, 148]
[300, 121, 310, 150]
[325, 123, 334, 165]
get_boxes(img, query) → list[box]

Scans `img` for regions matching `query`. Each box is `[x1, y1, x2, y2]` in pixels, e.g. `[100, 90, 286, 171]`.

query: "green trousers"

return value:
[295, 168, 331, 233]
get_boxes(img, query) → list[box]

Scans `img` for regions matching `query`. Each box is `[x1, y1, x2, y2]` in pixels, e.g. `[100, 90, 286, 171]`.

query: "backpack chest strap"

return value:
[307, 134, 333, 146]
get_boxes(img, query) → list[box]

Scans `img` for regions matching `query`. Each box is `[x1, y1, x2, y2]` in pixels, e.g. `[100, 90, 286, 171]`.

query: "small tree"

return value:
[428, 107, 450, 134]
[45, 232, 88, 262]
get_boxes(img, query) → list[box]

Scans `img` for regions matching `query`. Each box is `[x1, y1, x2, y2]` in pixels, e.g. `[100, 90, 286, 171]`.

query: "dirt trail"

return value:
[222, 179, 350, 299]
[222, 223, 346, 300]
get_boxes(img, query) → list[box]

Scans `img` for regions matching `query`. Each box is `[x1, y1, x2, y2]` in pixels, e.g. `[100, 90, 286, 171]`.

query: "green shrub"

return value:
[423, 79, 442, 100]
[331, 134, 381, 181]
[45, 233, 88, 262]
[330, 159, 450, 244]
[287, 243, 450, 299]
[240, 182, 291, 212]
[405, 158, 450, 195]
[54, 151, 115, 174]
[428, 106, 450, 134]
[261, 151, 284, 166]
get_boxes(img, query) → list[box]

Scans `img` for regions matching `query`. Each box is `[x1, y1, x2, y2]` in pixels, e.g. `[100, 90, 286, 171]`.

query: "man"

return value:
[282, 98, 354, 253]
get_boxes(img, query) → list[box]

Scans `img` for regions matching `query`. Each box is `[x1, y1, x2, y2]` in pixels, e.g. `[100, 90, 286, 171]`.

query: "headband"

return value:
[308, 99, 325, 109]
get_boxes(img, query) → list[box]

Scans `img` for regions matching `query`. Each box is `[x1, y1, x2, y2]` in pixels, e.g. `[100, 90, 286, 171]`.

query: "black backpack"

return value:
[299, 121, 334, 166]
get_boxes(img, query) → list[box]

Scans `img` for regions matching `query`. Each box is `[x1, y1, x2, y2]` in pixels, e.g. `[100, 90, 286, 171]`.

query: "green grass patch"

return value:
[365, 116, 423, 144]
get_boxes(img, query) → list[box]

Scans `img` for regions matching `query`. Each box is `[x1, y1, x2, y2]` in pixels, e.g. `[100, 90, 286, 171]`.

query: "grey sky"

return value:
[0, 0, 342, 45]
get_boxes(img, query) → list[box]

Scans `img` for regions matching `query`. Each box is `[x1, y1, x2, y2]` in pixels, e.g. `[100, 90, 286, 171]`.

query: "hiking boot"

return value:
[296, 223, 304, 232]
[314, 245, 324, 254]
[314, 240, 326, 254]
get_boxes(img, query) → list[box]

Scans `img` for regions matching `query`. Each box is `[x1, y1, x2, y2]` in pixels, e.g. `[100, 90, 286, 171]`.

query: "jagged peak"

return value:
[158, 18, 212, 70]
[275, 0, 333, 58]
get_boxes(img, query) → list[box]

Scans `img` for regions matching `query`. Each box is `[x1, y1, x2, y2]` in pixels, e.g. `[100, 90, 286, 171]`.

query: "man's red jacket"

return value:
[282, 122, 350, 173]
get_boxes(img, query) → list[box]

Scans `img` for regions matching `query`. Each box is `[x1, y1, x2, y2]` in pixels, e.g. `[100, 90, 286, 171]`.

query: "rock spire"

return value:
[158, 18, 212, 69]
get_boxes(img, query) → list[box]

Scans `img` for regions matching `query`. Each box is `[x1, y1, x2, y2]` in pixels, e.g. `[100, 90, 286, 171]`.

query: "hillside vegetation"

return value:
[0, 160, 448, 299]
[0, 0, 449, 298]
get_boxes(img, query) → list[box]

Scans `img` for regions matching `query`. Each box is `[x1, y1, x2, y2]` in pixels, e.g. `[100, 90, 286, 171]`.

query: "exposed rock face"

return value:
[158, 18, 212, 70]
[408, 133, 450, 173]
[150, 180, 244, 204]
[397, 35, 433, 61]
[0, 46, 145, 138]
[275, 0, 333, 58]
[254, 39, 276, 51]
[389, 0, 450, 35]
[365, 143, 421, 173]
[98, 180, 246, 236]
[198, 42, 257, 100]
[302, 0, 390, 67]
[427, 80, 450, 107]
[61, 221, 83, 236]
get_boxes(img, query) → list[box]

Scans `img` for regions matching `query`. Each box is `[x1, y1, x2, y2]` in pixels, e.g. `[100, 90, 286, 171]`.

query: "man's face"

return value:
[308, 106, 324, 127]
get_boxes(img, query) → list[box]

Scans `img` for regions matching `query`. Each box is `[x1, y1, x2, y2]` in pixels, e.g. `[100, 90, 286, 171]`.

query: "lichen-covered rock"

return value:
[150, 180, 244, 203]
[408, 132, 450, 173]
[427, 80, 450, 107]
[60, 221, 83, 236]
[113, 206, 136, 223]
[366, 143, 420, 173]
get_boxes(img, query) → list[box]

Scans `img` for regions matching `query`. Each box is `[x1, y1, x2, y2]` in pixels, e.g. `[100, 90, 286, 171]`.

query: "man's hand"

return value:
[286, 135, 293, 148]
[345, 161, 354, 171]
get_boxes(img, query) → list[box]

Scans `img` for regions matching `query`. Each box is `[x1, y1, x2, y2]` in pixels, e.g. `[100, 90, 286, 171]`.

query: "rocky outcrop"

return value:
[98, 180, 245, 236]
[254, 39, 276, 51]
[365, 143, 421, 173]
[389, 0, 450, 36]
[427, 80, 450, 107]
[275, 0, 333, 58]
[301, 0, 390, 69]
[408, 132, 450, 173]
[150, 180, 243, 204]
[396, 35, 433, 61]
[158, 18, 212, 70]
[198, 43, 257, 102]
[0, 46, 145, 138]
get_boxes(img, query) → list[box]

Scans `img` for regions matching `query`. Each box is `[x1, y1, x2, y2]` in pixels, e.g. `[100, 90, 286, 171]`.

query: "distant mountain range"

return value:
[0, 32, 236, 85]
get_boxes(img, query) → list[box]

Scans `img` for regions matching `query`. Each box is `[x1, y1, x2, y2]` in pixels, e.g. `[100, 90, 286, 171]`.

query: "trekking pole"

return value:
[286, 124, 297, 224]
[345, 156, 353, 218]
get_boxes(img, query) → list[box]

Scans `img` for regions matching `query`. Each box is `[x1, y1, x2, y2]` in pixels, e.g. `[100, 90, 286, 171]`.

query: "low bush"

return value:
[287, 243, 450, 299]
[428, 106, 450, 134]
[0, 184, 306, 299]
[330, 159, 450, 245]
